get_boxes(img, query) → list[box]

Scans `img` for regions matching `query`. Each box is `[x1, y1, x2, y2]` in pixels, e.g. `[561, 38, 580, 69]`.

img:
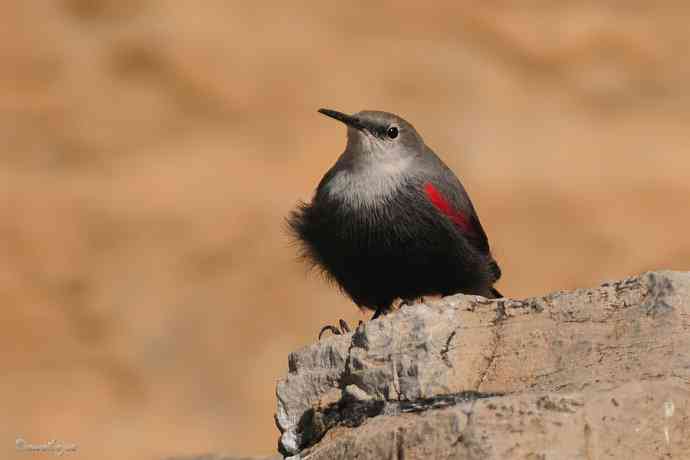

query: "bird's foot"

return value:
[318, 319, 355, 340]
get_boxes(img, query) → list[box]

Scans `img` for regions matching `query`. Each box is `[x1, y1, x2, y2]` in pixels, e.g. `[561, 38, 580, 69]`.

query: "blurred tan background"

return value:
[2, 1, 689, 459]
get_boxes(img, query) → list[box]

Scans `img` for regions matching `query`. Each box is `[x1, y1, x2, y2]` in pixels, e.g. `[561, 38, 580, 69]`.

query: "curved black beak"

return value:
[318, 108, 365, 130]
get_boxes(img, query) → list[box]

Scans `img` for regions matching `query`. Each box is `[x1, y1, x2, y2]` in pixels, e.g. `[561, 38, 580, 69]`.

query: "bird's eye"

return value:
[387, 126, 399, 139]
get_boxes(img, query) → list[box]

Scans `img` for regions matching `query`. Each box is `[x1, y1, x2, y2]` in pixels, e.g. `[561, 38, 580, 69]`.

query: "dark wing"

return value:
[423, 181, 490, 254]
[420, 147, 501, 282]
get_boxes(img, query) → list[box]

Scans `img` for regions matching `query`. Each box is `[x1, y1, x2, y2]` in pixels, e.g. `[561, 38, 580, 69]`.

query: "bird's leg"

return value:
[339, 319, 351, 333]
[318, 318, 353, 340]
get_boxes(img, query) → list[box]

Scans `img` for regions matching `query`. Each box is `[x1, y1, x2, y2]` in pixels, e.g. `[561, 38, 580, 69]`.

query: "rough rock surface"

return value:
[275, 271, 690, 459]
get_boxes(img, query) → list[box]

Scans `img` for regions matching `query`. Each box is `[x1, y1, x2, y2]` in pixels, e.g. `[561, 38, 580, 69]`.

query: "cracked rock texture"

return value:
[275, 271, 690, 459]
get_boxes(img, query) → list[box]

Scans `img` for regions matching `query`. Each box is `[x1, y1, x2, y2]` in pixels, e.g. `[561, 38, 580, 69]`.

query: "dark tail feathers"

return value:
[488, 260, 502, 281]
[488, 259, 503, 298]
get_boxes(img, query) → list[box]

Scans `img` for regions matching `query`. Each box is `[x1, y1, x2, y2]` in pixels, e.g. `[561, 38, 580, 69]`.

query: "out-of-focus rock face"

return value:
[275, 271, 690, 459]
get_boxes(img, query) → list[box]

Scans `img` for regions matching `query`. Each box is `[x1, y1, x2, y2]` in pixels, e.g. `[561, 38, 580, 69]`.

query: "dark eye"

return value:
[387, 126, 399, 139]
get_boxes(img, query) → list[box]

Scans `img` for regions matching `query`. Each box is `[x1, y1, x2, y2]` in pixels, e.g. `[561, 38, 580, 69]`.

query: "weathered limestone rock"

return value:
[275, 271, 690, 459]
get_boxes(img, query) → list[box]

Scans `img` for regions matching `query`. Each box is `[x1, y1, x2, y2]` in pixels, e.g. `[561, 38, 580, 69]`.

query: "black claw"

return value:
[339, 319, 350, 333]
[318, 325, 342, 340]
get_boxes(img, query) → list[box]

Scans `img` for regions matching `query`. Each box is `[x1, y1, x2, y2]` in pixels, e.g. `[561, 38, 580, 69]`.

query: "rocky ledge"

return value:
[275, 271, 690, 459]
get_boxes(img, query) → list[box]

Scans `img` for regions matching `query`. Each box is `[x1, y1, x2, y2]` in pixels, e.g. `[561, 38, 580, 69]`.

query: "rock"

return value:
[275, 271, 690, 459]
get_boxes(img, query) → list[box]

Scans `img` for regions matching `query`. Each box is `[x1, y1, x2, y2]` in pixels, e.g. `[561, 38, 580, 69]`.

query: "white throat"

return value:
[324, 155, 412, 208]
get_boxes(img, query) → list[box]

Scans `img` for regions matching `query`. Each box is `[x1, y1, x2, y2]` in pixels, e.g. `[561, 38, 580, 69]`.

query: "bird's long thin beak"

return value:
[318, 108, 365, 130]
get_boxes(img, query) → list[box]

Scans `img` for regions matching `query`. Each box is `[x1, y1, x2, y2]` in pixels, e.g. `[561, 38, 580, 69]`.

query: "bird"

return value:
[288, 109, 502, 337]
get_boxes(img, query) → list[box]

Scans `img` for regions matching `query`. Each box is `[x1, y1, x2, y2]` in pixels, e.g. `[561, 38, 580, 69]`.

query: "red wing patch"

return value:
[424, 182, 474, 235]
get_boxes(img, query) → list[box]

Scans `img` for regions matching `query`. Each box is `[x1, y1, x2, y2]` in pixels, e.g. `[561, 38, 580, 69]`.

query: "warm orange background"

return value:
[2, 2, 689, 459]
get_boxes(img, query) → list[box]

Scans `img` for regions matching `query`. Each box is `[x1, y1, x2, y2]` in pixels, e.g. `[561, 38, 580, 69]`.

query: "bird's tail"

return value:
[489, 287, 503, 299]
[488, 260, 502, 281]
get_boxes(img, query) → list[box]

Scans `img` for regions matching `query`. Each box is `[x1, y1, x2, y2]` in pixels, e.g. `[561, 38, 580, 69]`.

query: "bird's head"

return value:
[318, 109, 425, 163]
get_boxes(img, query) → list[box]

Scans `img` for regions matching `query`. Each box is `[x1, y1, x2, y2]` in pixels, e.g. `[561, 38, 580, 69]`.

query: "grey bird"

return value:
[288, 109, 502, 336]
